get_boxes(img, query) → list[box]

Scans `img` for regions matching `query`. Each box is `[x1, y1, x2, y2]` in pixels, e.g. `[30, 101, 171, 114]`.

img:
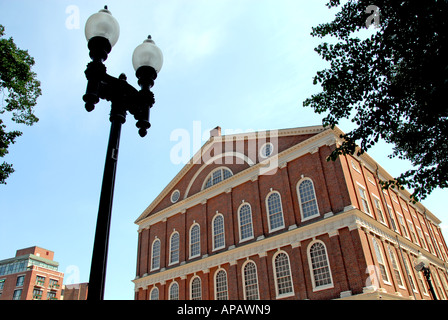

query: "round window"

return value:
[260, 142, 274, 158]
[171, 190, 180, 203]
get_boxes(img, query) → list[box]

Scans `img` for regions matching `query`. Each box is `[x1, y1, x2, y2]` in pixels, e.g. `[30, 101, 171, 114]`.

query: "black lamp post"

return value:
[83, 6, 163, 300]
[414, 252, 438, 300]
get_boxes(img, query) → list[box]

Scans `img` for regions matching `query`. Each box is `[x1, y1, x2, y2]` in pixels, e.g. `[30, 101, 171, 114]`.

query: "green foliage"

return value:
[0, 24, 41, 184]
[304, 0, 448, 202]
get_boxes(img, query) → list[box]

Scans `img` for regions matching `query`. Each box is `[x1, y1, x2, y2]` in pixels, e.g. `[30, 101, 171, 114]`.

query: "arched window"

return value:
[212, 214, 225, 251]
[238, 203, 254, 242]
[388, 246, 404, 288]
[372, 238, 389, 283]
[203, 167, 233, 190]
[243, 261, 259, 300]
[189, 224, 200, 258]
[308, 241, 333, 290]
[169, 232, 180, 265]
[266, 191, 285, 232]
[215, 269, 228, 300]
[169, 281, 179, 300]
[273, 251, 294, 297]
[151, 239, 161, 270]
[297, 178, 320, 221]
[191, 276, 202, 300]
[149, 286, 159, 300]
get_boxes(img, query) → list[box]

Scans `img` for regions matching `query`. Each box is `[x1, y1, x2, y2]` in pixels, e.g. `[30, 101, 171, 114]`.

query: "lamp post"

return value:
[83, 6, 163, 300]
[414, 252, 438, 300]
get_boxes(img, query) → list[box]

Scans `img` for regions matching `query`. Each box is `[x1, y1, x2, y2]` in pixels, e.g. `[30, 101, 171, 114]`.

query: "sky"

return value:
[0, 0, 447, 300]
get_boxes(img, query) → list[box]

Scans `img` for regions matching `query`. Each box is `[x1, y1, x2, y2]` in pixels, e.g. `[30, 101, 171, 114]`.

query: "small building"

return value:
[0, 246, 64, 300]
[61, 282, 89, 300]
[133, 125, 448, 300]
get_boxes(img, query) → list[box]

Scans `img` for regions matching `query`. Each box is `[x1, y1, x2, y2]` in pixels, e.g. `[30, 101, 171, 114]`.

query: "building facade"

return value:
[133, 125, 448, 300]
[0, 246, 64, 300]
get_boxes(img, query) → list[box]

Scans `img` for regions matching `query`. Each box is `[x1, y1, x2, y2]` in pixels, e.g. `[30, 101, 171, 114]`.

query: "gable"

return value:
[135, 125, 326, 224]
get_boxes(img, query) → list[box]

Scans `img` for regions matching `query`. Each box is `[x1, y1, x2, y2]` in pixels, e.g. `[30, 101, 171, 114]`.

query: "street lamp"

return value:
[83, 6, 163, 300]
[414, 252, 438, 300]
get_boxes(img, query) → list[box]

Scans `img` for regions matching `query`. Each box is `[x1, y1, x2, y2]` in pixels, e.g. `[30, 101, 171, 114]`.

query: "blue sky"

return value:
[0, 0, 447, 300]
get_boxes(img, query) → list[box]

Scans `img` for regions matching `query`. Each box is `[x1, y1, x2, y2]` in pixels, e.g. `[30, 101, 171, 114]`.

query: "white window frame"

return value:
[169, 231, 180, 266]
[212, 213, 226, 251]
[307, 240, 334, 291]
[238, 202, 254, 243]
[387, 246, 406, 289]
[189, 223, 201, 259]
[272, 251, 294, 299]
[266, 190, 285, 233]
[356, 183, 371, 216]
[202, 167, 233, 190]
[242, 260, 260, 300]
[372, 194, 387, 225]
[372, 238, 391, 285]
[149, 286, 159, 300]
[150, 238, 161, 271]
[190, 276, 202, 300]
[169, 281, 179, 300]
[297, 178, 320, 222]
[214, 269, 229, 300]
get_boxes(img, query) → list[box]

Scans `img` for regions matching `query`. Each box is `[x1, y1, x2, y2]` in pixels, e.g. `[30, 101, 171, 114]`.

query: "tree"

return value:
[303, 0, 448, 202]
[0, 24, 41, 184]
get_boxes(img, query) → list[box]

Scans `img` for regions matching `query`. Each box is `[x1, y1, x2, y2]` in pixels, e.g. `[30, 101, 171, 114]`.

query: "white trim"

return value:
[189, 223, 201, 259]
[185, 153, 253, 198]
[241, 260, 260, 300]
[307, 240, 334, 292]
[265, 190, 285, 233]
[169, 231, 180, 266]
[200, 166, 234, 191]
[237, 202, 254, 243]
[150, 238, 161, 271]
[214, 268, 228, 300]
[259, 142, 274, 159]
[272, 250, 295, 299]
[297, 177, 320, 222]
[212, 213, 226, 251]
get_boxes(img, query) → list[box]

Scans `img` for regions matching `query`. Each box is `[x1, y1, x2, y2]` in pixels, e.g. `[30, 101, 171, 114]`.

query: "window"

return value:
[215, 269, 228, 300]
[417, 227, 428, 250]
[407, 221, 418, 244]
[266, 191, 285, 232]
[49, 279, 59, 289]
[171, 190, 180, 203]
[260, 142, 274, 158]
[402, 257, 417, 292]
[190, 224, 201, 258]
[191, 276, 202, 300]
[47, 291, 57, 300]
[169, 232, 180, 265]
[397, 213, 409, 239]
[36, 275, 45, 286]
[16, 275, 24, 287]
[373, 197, 386, 224]
[297, 179, 319, 220]
[387, 205, 399, 232]
[212, 214, 225, 251]
[33, 288, 43, 300]
[238, 203, 254, 242]
[150, 287, 159, 300]
[388, 246, 404, 288]
[0, 279, 5, 290]
[169, 282, 179, 300]
[13, 289, 22, 300]
[372, 238, 389, 283]
[203, 167, 233, 190]
[273, 252, 294, 297]
[358, 186, 371, 215]
[243, 261, 259, 300]
[308, 241, 333, 290]
[151, 239, 161, 270]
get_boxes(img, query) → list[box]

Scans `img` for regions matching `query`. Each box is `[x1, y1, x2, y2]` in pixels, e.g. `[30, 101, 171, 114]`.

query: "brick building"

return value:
[133, 125, 448, 300]
[0, 246, 64, 300]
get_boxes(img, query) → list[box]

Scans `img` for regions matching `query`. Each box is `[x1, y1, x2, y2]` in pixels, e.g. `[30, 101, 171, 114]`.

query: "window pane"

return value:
[310, 242, 332, 288]
[244, 262, 259, 300]
[152, 240, 160, 269]
[274, 253, 293, 296]
[191, 277, 202, 300]
[215, 270, 228, 300]
[213, 215, 225, 249]
[190, 225, 200, 257]
[267, 192, 284, 230]
[239, 204, 253, 240]
[299, 180, 319, 219]
[170, 233, 179, 264]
